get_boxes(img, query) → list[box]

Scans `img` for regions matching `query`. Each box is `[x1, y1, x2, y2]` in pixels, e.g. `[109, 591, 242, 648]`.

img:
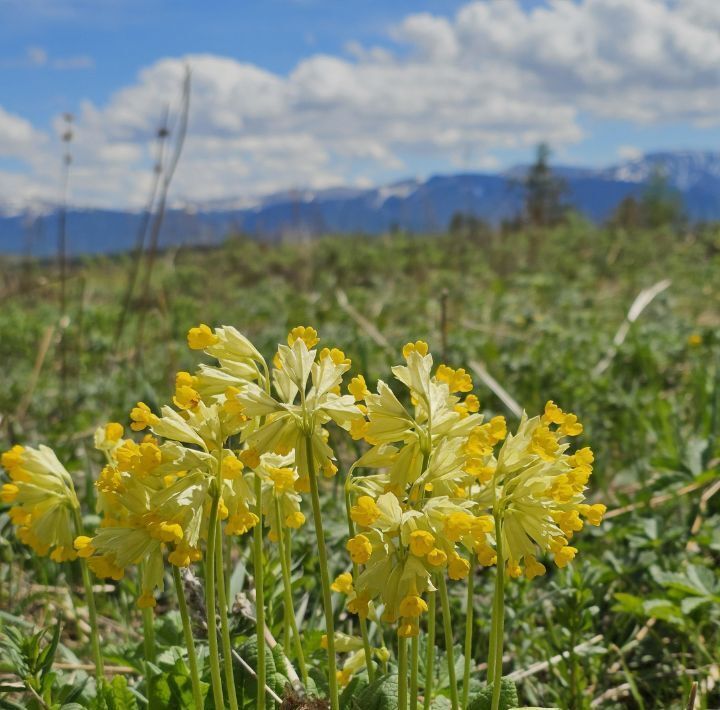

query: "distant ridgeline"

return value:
[2, 151, 719, 256]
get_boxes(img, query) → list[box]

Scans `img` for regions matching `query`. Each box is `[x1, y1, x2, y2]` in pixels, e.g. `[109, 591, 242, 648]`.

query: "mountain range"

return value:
[1, 150, 718, 256]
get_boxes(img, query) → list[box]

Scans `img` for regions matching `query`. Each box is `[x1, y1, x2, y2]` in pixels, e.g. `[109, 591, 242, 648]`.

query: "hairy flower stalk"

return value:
[253, 474, 267, 710]
[306, 433, 340, 709]
[172, 565, 203, 710]
[422, 589, 436, 710]
[205, 484, 225, 710]
[462, 555, 476, 708]
[72, 508, 105, 686]
[275, 497, 308, 685]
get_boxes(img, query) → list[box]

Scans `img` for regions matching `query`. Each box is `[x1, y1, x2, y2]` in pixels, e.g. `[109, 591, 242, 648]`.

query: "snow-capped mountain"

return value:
[2, 151, 719, 255]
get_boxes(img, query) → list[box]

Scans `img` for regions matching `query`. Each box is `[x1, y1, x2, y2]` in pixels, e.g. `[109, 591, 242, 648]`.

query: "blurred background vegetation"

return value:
[1, 152, 719, 708]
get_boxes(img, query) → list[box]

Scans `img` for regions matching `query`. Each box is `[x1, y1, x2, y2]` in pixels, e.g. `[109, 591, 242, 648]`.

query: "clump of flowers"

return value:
[0, 325, 604, 710]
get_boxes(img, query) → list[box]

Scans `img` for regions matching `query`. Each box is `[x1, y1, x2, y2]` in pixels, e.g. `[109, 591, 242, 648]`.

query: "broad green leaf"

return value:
[467, 678, 519, 710]
[352, 673, 399, 710]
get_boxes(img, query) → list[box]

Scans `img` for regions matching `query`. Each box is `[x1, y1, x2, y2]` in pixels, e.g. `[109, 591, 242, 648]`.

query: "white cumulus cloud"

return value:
[4, 0, 720, 209]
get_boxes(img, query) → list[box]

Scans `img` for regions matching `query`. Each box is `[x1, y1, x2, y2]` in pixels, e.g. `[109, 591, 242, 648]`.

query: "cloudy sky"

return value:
[2, 0, 720, 210]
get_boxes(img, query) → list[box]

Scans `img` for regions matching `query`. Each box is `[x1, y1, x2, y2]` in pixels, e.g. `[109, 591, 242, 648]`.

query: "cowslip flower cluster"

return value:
[1, 445, 81, 562]
[177, 324, 364, 540]
[78, 398, 258, 607]
[341, 343, 605, 639]
[474, 401, 606, 579]
[341, 342, 496, 636]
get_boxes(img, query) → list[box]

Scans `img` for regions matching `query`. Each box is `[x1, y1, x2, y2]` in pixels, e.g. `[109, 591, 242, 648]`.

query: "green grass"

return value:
[1, 219, 719, 708]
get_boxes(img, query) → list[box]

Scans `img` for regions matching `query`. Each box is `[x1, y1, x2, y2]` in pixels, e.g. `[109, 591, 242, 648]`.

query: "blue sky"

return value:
[1, 0, 720, 209]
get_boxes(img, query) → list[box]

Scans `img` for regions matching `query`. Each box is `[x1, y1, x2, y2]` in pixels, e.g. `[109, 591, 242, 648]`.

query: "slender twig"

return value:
[506, 634, 603, 681]
[114, 108, 169, 345]
[135, 67, 191, 361]
[335, 288, 392, 350]
[57, 113, 73, 403]
[593, 279, 671, 376]
[469, 360, 522, 418]
[15, 325, 55, 423]
[604, 480, 709, 520]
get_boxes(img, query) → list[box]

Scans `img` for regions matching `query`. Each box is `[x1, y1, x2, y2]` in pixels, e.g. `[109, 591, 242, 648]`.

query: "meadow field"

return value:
[1, 220, 719, 709]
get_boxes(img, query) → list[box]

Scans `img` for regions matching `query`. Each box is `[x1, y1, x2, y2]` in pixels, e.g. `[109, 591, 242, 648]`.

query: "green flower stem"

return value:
[215, 522, 239, 710]
[141, 588, 156, 701]
[344, 487, 375, 682]
[274, 497, 308, 686]
[282, 527, 291, 652]
[490, 513, 506, 710]
[410, 634, 419, 710]
[172, 565, 203, 710]
[205, 490, 225, 710]
[398, 634, 408, 710]
[253, 473, 267, 710]
[141, 605, 156, 663]
[422, 589, 436, 710]
[462, 556, 476, 708]
[438, 575, 459, 710]
[305, 434, 339, 710]
[72, 508, 104, 685]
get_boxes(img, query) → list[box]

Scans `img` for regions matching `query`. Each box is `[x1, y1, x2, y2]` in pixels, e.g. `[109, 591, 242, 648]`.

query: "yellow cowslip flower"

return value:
[269, 466, 295, 494]
[559, 413, 583, 436]
[524, 555, 546, 580]
[427, 548, 447, 566]
[344, 492, 482, 629]
[348, 375, 371, 402]
[221, 454, 244, 480]
[443, 511, 474, 542]
[320, 347, 351, 367]
[285, 511, 305, 528]
[173, 371, 201, 411]
[448, 553, 470, 580]
[347, 534, 373, 564]
[130, 402, 158, 432]
[578, 503, 606, 526]
[435, 364, 473, 393]
[554, 545, 577, 568]
[95, 422, 125, 451]
[688, 333, 702, 347]
[409, 530, 435, 556]
[466, 417, 507, 457]
[331, 572, 354, 594]
[1, 445, 26, 478]
[402, 340, 429, 359]
[399, 594, 428, 617]
[529, 424, 560, 461]
[226, 505, 260, 535]
[187, 323, 219, 350]
[288, 325, 319, 349]
[542, 400, 565, 425]
[1, 445, 81, 560]
[350, 495, 381, 527]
